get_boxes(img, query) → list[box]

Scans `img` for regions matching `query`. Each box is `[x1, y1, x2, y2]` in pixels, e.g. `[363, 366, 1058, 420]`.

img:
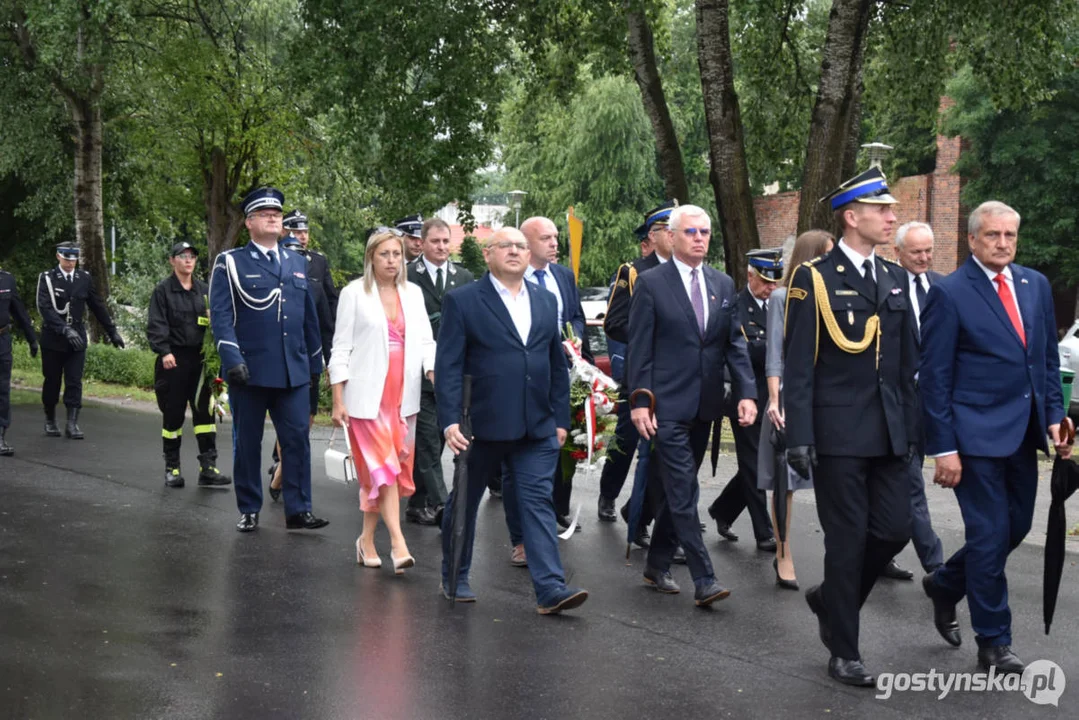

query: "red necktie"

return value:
[994, 273, 1026, 347]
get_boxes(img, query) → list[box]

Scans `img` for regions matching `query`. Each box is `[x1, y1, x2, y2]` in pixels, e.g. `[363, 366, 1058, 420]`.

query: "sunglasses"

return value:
[375, 226, 405, 237]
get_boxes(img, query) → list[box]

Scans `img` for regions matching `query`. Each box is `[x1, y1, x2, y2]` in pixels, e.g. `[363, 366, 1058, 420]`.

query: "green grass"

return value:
[11, 367, 158, 405]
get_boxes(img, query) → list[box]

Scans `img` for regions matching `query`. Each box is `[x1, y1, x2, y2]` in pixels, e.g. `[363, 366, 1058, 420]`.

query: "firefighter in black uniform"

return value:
[707, 249, 780, 549]
[783, 167, 917, 687]
[1, 267, 38, 456]
[36, 242, 124, 439]
[146, 241, 232, 488]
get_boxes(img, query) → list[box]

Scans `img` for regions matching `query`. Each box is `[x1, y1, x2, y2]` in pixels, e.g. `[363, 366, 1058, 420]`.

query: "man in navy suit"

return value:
[436, 227, 588, 614]
[884, 221, 946, 582]
[627, 204, 757, 607]
[209, 187, 327, 533]
[920, 201, 1071, 673]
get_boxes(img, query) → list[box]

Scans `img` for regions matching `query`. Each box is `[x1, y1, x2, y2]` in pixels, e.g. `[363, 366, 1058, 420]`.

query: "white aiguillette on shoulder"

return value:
[324, 426, 357, 483]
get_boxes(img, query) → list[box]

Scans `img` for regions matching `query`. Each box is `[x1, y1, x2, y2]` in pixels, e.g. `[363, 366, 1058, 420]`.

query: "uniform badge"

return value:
[836, 265, 845, 273]
[617, 279, 628, 288]
[890, 287, 902, 295]
[1021, 278, 1029, 284]
[250, 251, 259, 259]
[835, 290, 858, 296]
[244, 274, 262, 278]
[848, 311, 854, 326]
[416, 264, 426, 274]
[789, 288, 808, 301]
[293, 272, 305, 279]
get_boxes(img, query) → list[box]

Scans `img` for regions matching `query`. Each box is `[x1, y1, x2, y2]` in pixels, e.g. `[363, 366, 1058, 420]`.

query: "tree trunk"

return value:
[70, 96, 109, 342]
[695, 0, 759, 286]
[796, 0, 873, 236]
[626, 1, 689, 203]
[204, 146, 245, 264]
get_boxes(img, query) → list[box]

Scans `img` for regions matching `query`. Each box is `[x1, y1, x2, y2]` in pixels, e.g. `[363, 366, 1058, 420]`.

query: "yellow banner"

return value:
[567, 206, 583, 284]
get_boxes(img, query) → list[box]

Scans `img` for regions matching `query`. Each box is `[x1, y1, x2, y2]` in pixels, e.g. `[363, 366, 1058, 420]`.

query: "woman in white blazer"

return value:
[329, 229, 435, 574]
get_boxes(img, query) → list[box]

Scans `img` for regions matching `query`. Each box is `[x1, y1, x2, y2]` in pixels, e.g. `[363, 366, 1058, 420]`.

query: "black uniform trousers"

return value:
[153, 347, 216, 466]
[0, 333, 12, 428]
[41, 345, 85, 409]
[410, 377, 447, 510]
[648, 418, 715, 587]
[709, 415, 774, 541]
[814, 453, 910, 661]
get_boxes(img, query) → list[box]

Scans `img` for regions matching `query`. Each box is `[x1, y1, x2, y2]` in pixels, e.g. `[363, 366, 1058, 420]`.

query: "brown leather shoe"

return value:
[510, 544, 528, 567]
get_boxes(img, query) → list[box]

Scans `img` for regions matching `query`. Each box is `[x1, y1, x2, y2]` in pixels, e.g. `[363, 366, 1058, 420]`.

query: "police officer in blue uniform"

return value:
[209, 188, 328, 533]
[1, 266, 38, 455]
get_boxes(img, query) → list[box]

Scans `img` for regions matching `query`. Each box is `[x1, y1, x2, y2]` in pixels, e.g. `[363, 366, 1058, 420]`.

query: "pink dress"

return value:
[347, 295, 416, 512]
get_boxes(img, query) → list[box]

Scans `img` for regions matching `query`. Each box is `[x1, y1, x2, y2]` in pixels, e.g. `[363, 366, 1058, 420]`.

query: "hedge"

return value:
[10, 338, 157, 390]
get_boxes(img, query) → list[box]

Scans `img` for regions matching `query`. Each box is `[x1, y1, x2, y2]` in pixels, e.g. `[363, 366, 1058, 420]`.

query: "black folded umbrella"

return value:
[710, 417, 722, 477]
[771, 424, 789, 550]
[1044, 453, 1079, 634]
[446, 376, 473, 603]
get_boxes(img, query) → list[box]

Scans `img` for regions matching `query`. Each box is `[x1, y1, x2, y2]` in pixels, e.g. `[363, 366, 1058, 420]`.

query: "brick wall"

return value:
[753, 99, 965, 273]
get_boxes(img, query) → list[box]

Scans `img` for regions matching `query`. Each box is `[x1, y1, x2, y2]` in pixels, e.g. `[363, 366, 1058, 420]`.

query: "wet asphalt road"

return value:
[1, 401, 1077, 719]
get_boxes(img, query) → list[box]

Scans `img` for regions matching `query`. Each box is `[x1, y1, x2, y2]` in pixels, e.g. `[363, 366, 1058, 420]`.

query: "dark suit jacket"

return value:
[733, 285, 769, 405]
[626, 260, 755, 423]
[921, 256, 1064, 458]
[435, 273, 570, 441]
[783, 250, 918, 457]
[407, 257, 475, 340]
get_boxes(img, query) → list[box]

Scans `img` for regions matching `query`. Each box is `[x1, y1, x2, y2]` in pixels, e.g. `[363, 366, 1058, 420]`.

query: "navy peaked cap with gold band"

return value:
[282, 210, 309, 231]
[747, 248, 783, 281]
[241, 187, 285, 216]
[633, 199, 679, 237]
[394, 214, 424, 237]
[820, 167, 898, 210]
[56, 242, 80, 258]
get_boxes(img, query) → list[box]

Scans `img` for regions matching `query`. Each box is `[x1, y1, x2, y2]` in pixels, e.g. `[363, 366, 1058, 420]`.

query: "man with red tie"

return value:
[920, 201, 1072, 674]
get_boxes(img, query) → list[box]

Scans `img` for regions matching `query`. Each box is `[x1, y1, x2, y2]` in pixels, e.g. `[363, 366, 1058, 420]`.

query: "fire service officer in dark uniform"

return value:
[0, 266, 38, 455]
[146, 241, 232, 489]
[36, 242, 125, 439]
[783, 167, 918, 687]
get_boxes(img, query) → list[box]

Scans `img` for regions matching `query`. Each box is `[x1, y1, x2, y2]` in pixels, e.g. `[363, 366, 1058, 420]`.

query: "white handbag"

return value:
[324, 426, 357, 484]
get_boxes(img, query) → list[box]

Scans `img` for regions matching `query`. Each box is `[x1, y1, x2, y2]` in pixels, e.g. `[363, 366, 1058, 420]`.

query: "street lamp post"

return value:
[507, 190, 527, 228]
[861, 141, 894, 170]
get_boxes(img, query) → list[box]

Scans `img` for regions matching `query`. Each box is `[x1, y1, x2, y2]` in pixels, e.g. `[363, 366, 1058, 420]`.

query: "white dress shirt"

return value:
[57, 266, 73, 283]
[524, 263, 563, 329]
[251, 241, 279, 264]
[672, 256, 708, 328]
[906, 269, 929, 332]
[422, 255, 448, 285]
[490, 274, 531, 344]
[837, 239, 876, 283]
[971, 255, 1021, 321]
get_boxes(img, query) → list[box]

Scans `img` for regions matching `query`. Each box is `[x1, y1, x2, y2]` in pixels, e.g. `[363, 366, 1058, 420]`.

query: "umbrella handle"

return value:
[1062, 416, 1075, 446]
[629, 389, 656, 419]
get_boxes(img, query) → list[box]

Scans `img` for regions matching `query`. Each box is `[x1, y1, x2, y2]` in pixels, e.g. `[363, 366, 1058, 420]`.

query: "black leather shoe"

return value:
[757, 537, 777, 552]
[65, 407, 83, 440]
[236, 513, 259, 532]
[285, 512, 329, 530]
[922, 574, 962, 647]
[267, 463, 282, 502]
[598, 496, 617, 522]
[556, 514, 582, 533]
[805, 584, 832, 650]
[164, 467, 185, 488]
[828, 657, 875, 687]
[773, 558, 799, 591]
[977, 645, 1024, 674]
[43, 407, 61, 437]
[643, 566, 680, 594]
[882, 559, 914, 580]
[707, 506, 739, 541]
[694, 580, 731, 607]
[406, 506, 439, 526]
[0, 428, 13, 456]
[672, 546, 687, 564]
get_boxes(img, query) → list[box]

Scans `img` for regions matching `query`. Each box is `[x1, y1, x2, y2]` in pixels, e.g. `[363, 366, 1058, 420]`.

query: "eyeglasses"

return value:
[489, 241, 528, 251]
[375, 226, 405, 237]
[251, 210, 282, 219]
[174, 252, 197, 260]
[677, 227, 712, 238]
